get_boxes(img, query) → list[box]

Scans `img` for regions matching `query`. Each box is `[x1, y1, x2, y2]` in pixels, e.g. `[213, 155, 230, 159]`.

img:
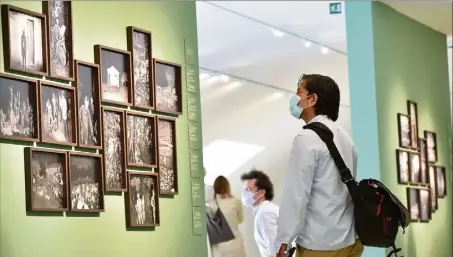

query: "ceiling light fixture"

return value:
[304, 40, 312, 48]
[270, 28, 285, 38]
[321, 46, 329, 55]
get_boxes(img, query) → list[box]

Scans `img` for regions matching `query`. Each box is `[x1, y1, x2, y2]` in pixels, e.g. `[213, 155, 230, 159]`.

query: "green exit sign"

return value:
[329, 2, 342, 15]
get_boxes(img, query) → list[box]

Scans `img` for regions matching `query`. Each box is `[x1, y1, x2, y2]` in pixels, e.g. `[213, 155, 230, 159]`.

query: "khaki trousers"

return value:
[296, 240, 364, 257]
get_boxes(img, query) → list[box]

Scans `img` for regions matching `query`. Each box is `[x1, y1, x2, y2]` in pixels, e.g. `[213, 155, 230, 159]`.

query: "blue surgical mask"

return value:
[289, 94, 303, 119]
[241, 190, 255, 207]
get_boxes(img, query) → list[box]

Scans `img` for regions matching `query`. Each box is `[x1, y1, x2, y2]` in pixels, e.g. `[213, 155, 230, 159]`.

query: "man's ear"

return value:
[311, 93, 318, 105]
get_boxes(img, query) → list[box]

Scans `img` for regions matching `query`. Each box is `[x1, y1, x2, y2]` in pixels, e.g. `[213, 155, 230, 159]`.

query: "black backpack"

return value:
[304, 122, 410, 257]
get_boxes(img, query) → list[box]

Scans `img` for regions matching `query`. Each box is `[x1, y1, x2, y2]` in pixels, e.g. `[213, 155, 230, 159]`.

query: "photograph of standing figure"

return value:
[409, 153, 420, 184]
[0, 74, 38, 141]
[396, 150, 410, 184]
[39, 81, 75, 145]
[126, 112, 157, 168]
[43, 0, 74, 79]
[418, 189, 431, 222]
[407, 101, 418, 148]
[397, 113, 411, 149]
[418, 138, 429, 185]
[154, 59, 182, 115]
[126, 172, 159, 227]
[25, 148, 68, 212]
[436, 166, 446, 197]
[429, 166, 438, 212]
[424, 131, 438, 163]
[69, 153, 104, 212]
[407, 188, 419, 221]
[157, 117, 177, 194]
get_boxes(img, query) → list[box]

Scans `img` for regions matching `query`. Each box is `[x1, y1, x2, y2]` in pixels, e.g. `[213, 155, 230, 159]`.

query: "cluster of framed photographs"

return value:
[396, 100, 447, 223]
[1, 1, 184, 228]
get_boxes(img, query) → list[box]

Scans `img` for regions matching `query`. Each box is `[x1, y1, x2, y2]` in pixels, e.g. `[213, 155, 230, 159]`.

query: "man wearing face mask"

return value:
[241, 169, 279, 257]
[275, 74, 362, 257]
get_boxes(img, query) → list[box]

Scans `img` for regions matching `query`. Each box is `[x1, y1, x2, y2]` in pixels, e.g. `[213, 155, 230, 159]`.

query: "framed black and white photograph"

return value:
[126, 112, 157, 168]
[409, 152, 420, 185]
[38, 81, 76, 146]
[406, 188, 419, 222]
[418, 189, 431, 222]
[418, 138, 429, 185]
[436, 166, 446, 198]
[75, 60, 102, 149]
[397, 113, 411, 149]
[407, 100, 418, 149]
[153, 59, 182, 115]
[102, 107, 127, 192]
[0, 73, 39, 142]
[94, 45, 132, 106]
[24, 147, 68, 212]
[157, 117, 178, 195]
[125, 171, 160, 227]
[68, 152, 104, 212]
[1, 5, 48, 76]
[424, 131, 437, 163]
[42, 0, 74, 80]
[396, 150, 410, 184]
[428, 165, 438, 212]
[127, 26, 153, 110]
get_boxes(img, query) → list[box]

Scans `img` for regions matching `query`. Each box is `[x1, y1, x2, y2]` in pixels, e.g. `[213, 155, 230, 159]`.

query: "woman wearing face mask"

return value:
[209, 176, 246, 257]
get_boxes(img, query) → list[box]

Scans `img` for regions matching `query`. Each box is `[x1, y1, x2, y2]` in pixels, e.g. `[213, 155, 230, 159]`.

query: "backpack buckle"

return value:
[340, 171, 354, 183]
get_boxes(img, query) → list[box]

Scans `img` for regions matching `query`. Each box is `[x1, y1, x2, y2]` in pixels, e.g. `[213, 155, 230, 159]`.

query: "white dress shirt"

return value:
[253, 200, 279, 257]
[275, 115, 357, 251]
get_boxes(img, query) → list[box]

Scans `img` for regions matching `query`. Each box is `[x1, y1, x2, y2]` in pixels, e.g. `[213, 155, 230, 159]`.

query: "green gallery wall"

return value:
[0, 2, 206, 257]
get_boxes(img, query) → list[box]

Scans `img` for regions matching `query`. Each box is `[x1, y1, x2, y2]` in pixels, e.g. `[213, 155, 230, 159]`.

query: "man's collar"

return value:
[307, 115, 329, 124]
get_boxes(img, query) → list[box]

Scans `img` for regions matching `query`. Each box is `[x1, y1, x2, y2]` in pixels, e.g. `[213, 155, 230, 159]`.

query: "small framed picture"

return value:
[406, 188, 420, 222]
[75, 60, 102, 149]
[126, 111, 157, 168]
[418, 138, 429, 185]
[396, 150, 410, 184]
[127, 26, 153, 110]
[24, 147, 69, 212]
[428, 165, 438, 212]
[102, 107, 127, 192]
[125, 171, 160, 227]
[153, 59, 182, 115]
[38, 81, 76, 146]
[407, 100, 418, 149]
[42, 0, 74, 80]
[418, 189, 431, 222]
[0, 73, 40, 142]
[94, 45, 132, 106]
[397, 113, 411, 149]
[157, 116, 178, 195]
[68, 152, 104, 212]
[409, 152, 420, 185]
[424, 131, 437, 163]
[436, 166, 447, 198]
[1, 5, 48, 76]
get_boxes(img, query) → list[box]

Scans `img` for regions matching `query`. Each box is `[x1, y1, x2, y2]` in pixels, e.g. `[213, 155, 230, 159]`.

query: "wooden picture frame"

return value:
[24, 147, 69, 212]
[436, 166, 447, 198]
[153, 59, 182, 116]
[127, 26, 153, 110]
[157, 116, 178, 195]
[406, 188, 420, 222]
[424, 131, 438, 163]
[418, 138, 429, 186]
[409, 152, 421, 185]
[0, 73, 40, 142]
[428, 165, 438, 212]
[397, 113, 411, 149]
[418, 188, 431, 222]
[75, 60, 102, 149]
[125, 111, 158, 168]
[125, 171, 160, 227]
[42, 0, 74, 81]
[407, 100, 419, 149]
[1, 4, 48, 76]
[94, 45, 133, 107]
[102, 107, 127, 192]
[38, 80, 77, 146]
[396, 149, 410, 184]
[68, 151, 104, 212]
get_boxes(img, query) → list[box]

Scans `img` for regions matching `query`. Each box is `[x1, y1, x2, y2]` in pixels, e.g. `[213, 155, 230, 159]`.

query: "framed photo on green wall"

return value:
[407, 100, 419, 149]
[406, 188, 420, 222]
[428, 165, 438, 212]
[156, 116, 178, 195]
[418, 189, 431, 222]
[424, 130, 438, 163]
[153, 59, 182, 116]
[396, 149, 410, 184]
[397, 113, 411, 149]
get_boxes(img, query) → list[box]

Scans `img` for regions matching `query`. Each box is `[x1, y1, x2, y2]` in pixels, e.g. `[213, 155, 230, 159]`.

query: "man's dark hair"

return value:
[240, 169, 274, 201]
[300, 74, 340, 121]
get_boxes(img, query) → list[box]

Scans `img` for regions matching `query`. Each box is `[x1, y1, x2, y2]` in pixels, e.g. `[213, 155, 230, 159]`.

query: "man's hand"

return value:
[276, 244, 288, 257]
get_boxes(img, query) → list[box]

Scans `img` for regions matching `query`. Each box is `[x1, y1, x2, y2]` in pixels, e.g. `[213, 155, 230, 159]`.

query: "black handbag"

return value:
[206, 197, 235, 245]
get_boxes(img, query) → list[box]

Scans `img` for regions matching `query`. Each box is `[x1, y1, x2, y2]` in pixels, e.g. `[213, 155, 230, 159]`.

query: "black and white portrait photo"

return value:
[158, 118, 177, 194]
[429, 166, 438, 211]
[0, 75, 38, 141]
[126, 113, 156, 167]
[396, 150, 409, 184]
[418, 138, 428, 185]
[43, 0, 73, 79]
[409, 153, 420, 184]
[407, 101, 418, 148]
[418, 189, 430, 222]
[27, 148, 68, 211]
[154, 60, 182, 114]
[397, 114, 411, 148]
[424, 131, 437, 163]
[103, 108, 126, 191]
[76, 62, 101, 148]
[40, 82, 74, 145]
[69, 154, 103, 211]
[127, 172, 159, 227]
[436, 166, 446, 197]
[95, 45, 131, 105]
[407, 188, 419, 221]
[3, 5, 47, 75]
[128, 27, 152, 108]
